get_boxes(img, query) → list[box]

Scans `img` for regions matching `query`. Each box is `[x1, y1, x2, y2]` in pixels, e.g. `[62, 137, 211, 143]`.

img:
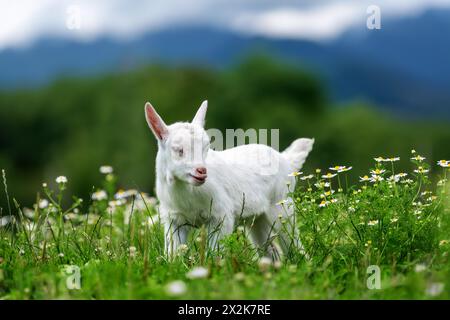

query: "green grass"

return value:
[1, 153, 450, 299]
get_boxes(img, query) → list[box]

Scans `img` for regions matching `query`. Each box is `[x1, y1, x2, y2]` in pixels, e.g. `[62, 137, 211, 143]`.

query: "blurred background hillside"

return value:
[0, 0, 449, 208]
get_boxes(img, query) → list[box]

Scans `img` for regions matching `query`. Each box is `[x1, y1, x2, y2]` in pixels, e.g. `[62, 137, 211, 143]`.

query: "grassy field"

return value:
[1, 151, 449, 299]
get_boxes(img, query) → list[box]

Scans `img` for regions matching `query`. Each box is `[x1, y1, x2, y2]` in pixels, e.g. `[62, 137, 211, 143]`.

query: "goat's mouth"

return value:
[189, 173, 207, 185]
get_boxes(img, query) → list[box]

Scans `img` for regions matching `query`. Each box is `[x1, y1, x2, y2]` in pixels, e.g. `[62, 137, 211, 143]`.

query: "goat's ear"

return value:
[192, 100, 208, 128]
[145, 102, 169, 141]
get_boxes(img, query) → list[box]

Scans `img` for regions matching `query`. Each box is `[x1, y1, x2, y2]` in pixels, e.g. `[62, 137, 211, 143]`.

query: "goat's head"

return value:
[144, 100, 210, 186]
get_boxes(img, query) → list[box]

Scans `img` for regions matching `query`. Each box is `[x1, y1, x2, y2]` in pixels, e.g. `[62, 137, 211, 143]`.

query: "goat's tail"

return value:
[282, 138, 314, 170]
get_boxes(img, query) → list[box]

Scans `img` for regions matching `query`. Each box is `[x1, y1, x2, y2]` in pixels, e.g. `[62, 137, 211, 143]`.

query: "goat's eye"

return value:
[173, 147, 183, 157]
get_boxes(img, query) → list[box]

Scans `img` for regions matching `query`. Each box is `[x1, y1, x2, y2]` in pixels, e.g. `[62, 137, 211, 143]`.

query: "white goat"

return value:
[144, 100, 314, 259]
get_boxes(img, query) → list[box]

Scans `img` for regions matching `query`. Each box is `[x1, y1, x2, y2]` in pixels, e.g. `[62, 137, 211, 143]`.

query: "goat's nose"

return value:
[196, 167, 207, 175]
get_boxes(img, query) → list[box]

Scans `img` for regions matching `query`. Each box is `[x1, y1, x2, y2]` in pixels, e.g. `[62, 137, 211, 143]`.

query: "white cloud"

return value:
[0, 0, 449, 50]
[232, 0, 450, 41]
[232, 3, 362, 41]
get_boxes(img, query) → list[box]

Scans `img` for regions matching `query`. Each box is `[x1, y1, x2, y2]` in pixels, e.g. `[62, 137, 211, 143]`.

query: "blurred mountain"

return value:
[1, 8, 449, 118]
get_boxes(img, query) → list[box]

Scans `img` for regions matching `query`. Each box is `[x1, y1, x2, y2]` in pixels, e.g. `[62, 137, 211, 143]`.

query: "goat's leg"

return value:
[164, 219, 190, 259]
[206, 214, 233, 252]
[249, 214, 281, 261]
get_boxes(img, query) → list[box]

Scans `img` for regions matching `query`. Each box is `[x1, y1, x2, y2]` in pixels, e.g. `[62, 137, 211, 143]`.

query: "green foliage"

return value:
[0, 156, 449, 299]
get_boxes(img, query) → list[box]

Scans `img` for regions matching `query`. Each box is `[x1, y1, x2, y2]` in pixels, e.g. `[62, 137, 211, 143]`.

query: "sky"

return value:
[1, 0, 450, 50]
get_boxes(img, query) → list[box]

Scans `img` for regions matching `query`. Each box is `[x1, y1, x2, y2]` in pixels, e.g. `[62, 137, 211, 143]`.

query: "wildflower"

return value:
[411, 155, 426, 162]
[370, 169, 385, 175]
[396, 173, 408, 178]
[360, 175, 370, 182]
[426, 283, 445, 297]
[319, 200, 329, 208]
[320, 190, 335, 198]
[115, 189, 138, 200]
[58, 253, 65, 258]
[128, 246, 137, 258]
[108, 199, 125, 208]
[300, 174, 314, 180]
[177, 244, 189, 255]
[55, 176, 68, 184]
[369, 175, 384, 183]
[367, 220, 379, 226]
[186, 266, 209, 279]
[99, 165, 113, 174]
[258, 257, 272, 272]
[330, 198, 338, 204]
[365, 240, 372, 247]
[414, 167, 429, 174]
[414, 264, 426, 273]
[374, 157, 385, 162]
[386, 157, 400, 162]
[0, 216, 14, 227]
[387, 175, 400, 183]
[38, 199, 49, 209]
[315, 182, 330, 189]
[42, 182, 47, 188]
[288, 171, 302, 177]
[322, 173, 337, 179]
[165, 280, 187, 296]
[234, 272, 245, 281]
[437, 160, 450, 168]
[439, 240, 449, 246]
[276, 199, 288, 206]
[315, 169, 321, 174]
[330, 165, 352, 173]
[390, 217, 399, 223]
[92, 190, 108, 201]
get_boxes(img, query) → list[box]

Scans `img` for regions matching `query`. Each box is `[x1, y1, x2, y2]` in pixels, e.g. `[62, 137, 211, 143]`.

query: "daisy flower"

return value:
[411, 155, 426, 162]
[319, 200, 329, 208]
[92, 190, 108, 201]
[186, 266, 209, 279]
[288, 171, 302, 177]
[320, 190, 335, 198]
[330, 165, 352, 173]
[437, 160, 450, 168]
[165, 280, 187, 296]
[360, 175, 370, 182]
[414, 166, 429, 174]
[367, 220, 379, 226]
[370, 169, 385, 175]
[100, 165, 113, 174]
[300, 174, 314, 180]
[369, 175, 384, 183]
[55, 176, 68, 184]
[386, 157, 400, 162]
[322, 173, 337, 179]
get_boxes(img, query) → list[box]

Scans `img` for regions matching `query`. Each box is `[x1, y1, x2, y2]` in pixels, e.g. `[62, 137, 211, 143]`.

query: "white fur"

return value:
[144, 100, 314, 259]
